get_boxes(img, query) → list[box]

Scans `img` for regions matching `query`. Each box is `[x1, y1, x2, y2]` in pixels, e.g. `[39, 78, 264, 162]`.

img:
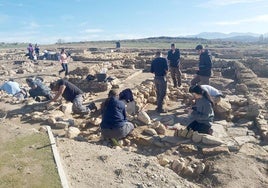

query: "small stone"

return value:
[137, 111, 151, 124]
[171, 159, 185, 173]
[38, 126, 47, 133]
[55, 121, 69, 129]
[182, 166, 194, 176]
[202, 146, 230, 155]
[192, 131, 205, 143]
[158, 158, 170, 166]
[65, 127, 80, 139]
[143, 128, 158, 136]
[202, 135, 224, 145]
[194, 163, 206, 175]
[155, 124, 166, 135]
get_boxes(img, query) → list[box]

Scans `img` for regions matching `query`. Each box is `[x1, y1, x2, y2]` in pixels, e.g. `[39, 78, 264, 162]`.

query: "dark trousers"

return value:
[187, 120, 211, 134]
[154, 76, 167, 110]
[59, 63, 68, 76]
[170, 66, 182, 87]
[29, 88, 51, 101]
[191, 74, 210, 86]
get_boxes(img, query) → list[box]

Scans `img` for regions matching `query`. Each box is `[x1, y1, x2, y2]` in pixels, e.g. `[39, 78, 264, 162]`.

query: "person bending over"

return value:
[187, 85, 214, 134]
[49, 79, 96, 115]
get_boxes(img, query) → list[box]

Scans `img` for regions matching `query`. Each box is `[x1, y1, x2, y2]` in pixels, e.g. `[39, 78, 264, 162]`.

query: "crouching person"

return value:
[100, 89, 134, 140]
[26, 77, 52, 101]
[49, 79, 96, 115]
[187, 85, 214, 135]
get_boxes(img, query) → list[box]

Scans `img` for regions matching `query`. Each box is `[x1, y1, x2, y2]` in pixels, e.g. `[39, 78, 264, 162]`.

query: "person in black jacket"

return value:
[151, 51, 168, 113]
[191, 44, 212, 85]
[167, 43, 181, 88]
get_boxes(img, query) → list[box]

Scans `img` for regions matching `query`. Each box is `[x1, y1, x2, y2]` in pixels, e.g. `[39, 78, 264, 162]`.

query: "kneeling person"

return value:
[49, 79, 96, 115]
[26, 77, 52, 101]
[100, 90, 134, 140]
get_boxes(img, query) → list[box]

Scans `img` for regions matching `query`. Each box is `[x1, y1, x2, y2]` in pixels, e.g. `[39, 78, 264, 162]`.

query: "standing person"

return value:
[151, 51, 168, 113]
[100, 89, 134, 140]
[58, 48, 69, 76]
[49, 79, 97, 115]
[167, 43, 181, 88]
[27, 43, 34, 60]
[187, 85, 214, 134]
[191, 44, 213, 86]
[34, 44, 40, 59]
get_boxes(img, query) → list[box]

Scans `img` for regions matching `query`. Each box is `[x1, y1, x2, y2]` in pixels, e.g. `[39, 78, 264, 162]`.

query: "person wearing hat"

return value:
[191, 44, 213, 85]
[49, 79, 97, 115]
[100, 89, 134, 140]
[167, 43, 181, 88]
[187, 85, 214, 135]
[151, 51, 168, 113]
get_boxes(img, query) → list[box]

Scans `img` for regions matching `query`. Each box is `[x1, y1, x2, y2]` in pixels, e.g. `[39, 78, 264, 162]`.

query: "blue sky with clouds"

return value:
[0, 0, 267, 44]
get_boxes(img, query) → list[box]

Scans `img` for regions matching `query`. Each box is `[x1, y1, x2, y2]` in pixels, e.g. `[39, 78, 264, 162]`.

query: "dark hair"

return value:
[50, 81, 59, 90]
[195, 44, 203, 50]
[101, 89, 118, 113]
[108, 89, 118, 97]
[171, 43, 175, 47]
[189, 85, 214, 106]
[155, 51, 161, 56]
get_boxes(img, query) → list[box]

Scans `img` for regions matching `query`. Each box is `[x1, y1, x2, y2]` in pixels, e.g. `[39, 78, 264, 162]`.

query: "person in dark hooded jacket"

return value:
[191, 45, 212, 85]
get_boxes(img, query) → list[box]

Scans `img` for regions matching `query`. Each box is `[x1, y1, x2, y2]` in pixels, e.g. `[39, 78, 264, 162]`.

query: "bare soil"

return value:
[0, 47, 268, 188]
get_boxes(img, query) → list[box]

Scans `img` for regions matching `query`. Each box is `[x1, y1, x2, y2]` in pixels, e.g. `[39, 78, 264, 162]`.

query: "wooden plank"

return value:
[46, 126, 69, 188]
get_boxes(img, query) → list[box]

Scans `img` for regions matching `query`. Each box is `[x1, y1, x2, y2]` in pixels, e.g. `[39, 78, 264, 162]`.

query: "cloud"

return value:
[200, 0, 264, 7]
[214, 14, 268, 25]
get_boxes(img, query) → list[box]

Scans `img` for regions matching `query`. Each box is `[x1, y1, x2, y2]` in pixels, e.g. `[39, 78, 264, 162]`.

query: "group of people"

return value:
[151, 43, 221, 135]
[26, 43, 40, 60]
[0, 77, 97, 115]
[99, 43, 218, 140]
[1, 43, 222, 143]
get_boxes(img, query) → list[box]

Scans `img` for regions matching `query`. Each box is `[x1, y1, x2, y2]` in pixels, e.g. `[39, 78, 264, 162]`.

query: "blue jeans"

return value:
[59, 63, 68, 76]
[154, 76, 167, 110]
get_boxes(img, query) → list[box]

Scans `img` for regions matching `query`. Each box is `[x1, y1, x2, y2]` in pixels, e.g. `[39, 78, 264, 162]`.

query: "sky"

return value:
[0, 0, 268, 44]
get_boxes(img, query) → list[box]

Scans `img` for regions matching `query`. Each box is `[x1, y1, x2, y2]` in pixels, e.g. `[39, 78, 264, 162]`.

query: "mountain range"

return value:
[185, 32, 267, 42]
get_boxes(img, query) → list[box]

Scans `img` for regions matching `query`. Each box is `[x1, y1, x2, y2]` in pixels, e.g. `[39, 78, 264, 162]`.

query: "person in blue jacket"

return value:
[191, 44, 213, 85]
[100, 89, 134, 139]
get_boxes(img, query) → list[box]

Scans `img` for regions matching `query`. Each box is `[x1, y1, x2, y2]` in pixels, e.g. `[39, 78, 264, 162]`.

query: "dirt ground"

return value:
[0, 47, 268, 188]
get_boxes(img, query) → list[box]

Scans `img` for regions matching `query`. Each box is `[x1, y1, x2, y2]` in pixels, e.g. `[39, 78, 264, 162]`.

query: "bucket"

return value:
[96, 73, 107, 82]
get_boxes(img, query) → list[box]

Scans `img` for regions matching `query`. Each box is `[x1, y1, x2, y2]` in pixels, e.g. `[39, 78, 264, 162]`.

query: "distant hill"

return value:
[186, 32, 264, 42]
